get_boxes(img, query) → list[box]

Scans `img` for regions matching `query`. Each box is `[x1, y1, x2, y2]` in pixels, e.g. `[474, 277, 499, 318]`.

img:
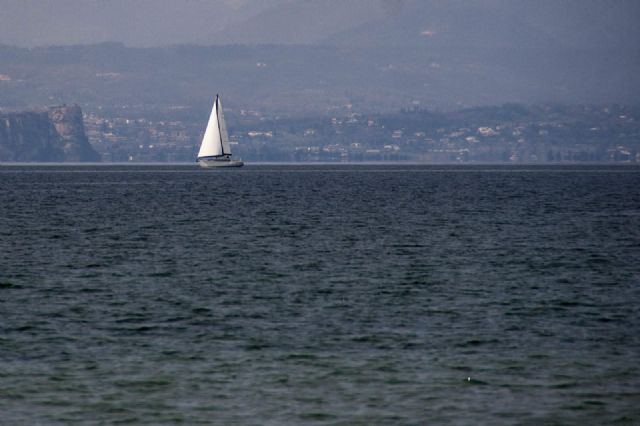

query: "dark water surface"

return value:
[1, 164, 639, 424]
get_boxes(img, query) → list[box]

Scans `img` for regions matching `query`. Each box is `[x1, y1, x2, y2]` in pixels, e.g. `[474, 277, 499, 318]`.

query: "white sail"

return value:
[197, 96, 225, 158]
[217, 96, 231, 156]
[196, 95, 244, 167]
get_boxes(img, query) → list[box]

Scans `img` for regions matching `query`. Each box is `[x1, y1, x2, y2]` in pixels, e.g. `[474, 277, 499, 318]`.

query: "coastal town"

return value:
[82, 103, 640, 163]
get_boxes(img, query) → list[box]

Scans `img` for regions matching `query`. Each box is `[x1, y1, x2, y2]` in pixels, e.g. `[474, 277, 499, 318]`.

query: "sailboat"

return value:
[196, 95, 244, 168]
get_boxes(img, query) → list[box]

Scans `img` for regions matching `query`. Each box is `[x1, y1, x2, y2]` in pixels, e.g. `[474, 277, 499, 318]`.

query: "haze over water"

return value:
[1, 164, 639, 424]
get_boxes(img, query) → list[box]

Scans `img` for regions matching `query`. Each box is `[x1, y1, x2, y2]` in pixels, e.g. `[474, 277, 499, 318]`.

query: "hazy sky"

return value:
[1, 0, 639, 48]
[0, 0, 284, 46]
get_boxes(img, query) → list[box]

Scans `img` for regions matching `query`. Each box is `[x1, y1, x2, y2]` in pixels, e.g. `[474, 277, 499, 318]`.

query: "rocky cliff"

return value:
[0, 105, 100, 162]
[47, 106, 100, 162]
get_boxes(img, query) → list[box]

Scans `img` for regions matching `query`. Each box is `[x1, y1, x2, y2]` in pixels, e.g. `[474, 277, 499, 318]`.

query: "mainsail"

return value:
[197, 95, 229, 158]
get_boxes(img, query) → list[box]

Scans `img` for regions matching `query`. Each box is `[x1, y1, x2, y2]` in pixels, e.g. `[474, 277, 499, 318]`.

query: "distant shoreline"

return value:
[2, 162, 639, 167]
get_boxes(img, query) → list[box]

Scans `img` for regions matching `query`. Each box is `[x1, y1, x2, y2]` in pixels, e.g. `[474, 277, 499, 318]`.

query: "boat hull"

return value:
[197, 158, 244, 168]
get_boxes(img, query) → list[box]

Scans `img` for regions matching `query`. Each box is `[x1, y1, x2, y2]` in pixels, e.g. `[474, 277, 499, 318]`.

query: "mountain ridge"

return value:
[1, 43, 638, 115]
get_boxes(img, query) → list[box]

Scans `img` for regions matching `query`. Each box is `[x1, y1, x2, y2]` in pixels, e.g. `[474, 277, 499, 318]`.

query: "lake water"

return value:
[1, 164, 639, 424]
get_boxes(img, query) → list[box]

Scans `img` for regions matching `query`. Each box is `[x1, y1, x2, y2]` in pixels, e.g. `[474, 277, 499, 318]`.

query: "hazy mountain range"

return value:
[0, 0, 638, 115]
[220, 0, 640, 50]
[1, 0, 638, 50]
